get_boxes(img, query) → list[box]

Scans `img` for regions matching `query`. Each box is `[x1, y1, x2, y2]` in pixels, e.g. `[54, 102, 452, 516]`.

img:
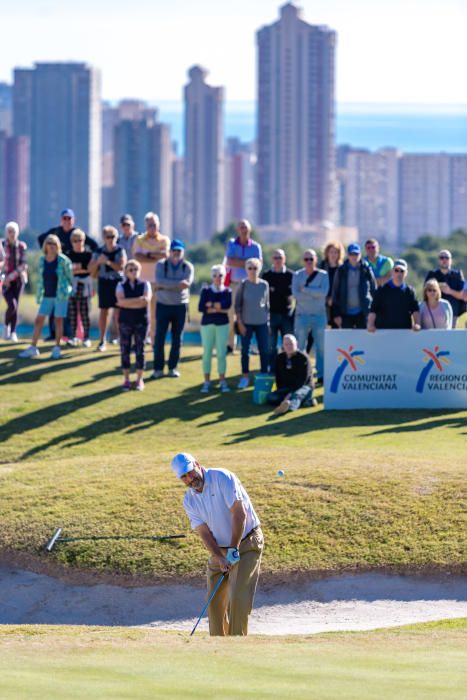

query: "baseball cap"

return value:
[120, 214, 133, 225]
[393, 259, 408, 271]
[347, 243, 361, 255]
[170, 239, 185, 251]
[60, 208, 75, 218]
[171, 452, 196, 478]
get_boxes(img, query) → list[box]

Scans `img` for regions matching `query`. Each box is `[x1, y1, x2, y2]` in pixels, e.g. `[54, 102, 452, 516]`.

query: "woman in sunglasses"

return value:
[89, 226, 127, 352]
[198, 264, 232, 393]
[19, 234, 72, 359]
[116, 260, 152, 391]
[235, 257, 270, 389]
[420, 279, 453, 329]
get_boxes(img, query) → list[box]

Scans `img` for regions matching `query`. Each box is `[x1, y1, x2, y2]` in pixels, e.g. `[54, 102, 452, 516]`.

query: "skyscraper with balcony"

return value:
[13, 63, 101, 234]
[257, 3, 336, 228]
[184, 65, 224, 242]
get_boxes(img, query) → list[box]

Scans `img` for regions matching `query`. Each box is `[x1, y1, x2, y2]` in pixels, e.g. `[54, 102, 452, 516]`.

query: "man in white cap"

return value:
[171, 452, 263, 636]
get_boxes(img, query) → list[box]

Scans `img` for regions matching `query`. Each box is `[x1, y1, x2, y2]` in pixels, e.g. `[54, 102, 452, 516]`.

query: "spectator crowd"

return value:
[1, 211, 466, 413]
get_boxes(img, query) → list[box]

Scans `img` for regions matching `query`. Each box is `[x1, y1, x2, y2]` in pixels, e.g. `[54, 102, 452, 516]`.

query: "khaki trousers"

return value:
[227, 281, 240, 349]
[206, 527, 264, 636]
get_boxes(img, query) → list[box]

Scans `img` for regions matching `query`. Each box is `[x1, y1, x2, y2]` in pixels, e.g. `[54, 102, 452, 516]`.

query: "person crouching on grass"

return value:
[267, 333, 317, 415]
[171, 452, 264, 636]
[116, 260, 152, 391]
[19, 234, 72, 360]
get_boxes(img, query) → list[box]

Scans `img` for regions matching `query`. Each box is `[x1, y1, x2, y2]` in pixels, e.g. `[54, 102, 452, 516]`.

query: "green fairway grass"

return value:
[0, 620, 465, 699]
[0, 338, 465, 579]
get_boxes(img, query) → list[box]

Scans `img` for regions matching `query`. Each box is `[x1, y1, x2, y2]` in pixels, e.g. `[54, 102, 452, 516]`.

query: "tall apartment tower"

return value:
[113, 114, 172, 234]
[184, 65, 224, 243]
[343, 148, 400, 249]
[257, 3, 336, 227]
[13, 63, 102, 234]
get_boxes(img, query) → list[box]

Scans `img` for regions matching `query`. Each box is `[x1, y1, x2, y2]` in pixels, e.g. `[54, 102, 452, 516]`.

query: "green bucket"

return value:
[252, 374, 275, 405]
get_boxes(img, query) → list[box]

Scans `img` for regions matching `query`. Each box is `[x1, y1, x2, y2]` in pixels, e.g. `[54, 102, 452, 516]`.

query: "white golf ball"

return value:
[277, 469, 285, 477]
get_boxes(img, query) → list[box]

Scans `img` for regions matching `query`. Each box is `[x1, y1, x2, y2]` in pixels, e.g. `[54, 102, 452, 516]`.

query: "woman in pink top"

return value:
[420, 279, 453, 329]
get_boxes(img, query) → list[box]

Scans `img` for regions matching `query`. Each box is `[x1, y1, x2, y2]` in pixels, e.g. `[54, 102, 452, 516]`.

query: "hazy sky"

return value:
[0, 0, 465, 104]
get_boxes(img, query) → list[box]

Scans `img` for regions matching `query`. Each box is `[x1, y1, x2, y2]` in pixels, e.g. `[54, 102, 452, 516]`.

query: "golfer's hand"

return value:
[215, 554, 231, 573]
[226, 548, 240, 566]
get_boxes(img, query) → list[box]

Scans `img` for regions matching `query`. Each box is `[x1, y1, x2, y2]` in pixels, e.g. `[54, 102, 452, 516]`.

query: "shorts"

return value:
[38, 297, 68, 318]
[98, 278, 120, 309]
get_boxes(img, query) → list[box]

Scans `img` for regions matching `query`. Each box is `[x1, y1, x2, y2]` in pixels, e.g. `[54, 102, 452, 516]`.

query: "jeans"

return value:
[200, 323, 229, 376]
[3, 279, 23, 332]
[153, 303, 187, 371]
[294, 313, 326, 379]
[269, 311, 293, 372]
[120, 322, 147, 370]
[267, 385, 313, 411]
[342, 312, 367, 329]
[240, 323, 269, 374]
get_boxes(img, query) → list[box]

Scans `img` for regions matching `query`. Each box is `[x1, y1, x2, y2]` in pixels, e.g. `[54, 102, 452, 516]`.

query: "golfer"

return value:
[171, 452, 263, 636]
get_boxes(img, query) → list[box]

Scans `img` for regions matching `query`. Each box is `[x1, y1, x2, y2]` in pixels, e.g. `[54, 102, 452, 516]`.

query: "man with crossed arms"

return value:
[171, 452, 264, 636]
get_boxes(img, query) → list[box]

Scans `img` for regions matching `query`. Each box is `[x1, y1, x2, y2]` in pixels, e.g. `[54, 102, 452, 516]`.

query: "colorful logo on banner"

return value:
[415, 346, 450, 393]
[330, 346, 365, 393]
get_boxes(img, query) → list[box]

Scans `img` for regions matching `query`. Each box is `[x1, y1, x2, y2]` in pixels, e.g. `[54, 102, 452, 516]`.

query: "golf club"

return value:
[45, 527, 186, 552]
[190, 572, 225, 636]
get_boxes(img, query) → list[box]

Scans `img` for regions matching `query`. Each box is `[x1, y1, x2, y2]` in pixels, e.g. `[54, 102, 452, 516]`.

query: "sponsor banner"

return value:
[324, 329, 467, 409]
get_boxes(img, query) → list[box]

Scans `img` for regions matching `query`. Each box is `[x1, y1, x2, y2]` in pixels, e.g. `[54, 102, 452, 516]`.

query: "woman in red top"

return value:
[1, 222, 28, 342]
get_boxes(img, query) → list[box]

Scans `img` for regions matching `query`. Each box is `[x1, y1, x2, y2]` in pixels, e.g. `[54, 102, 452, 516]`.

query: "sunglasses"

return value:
[212, 273, 224, 277]
[426, 289, 437, 292]
[47, 242, 58, 246]
[62, 216, 72, 220]
[126, 267, 138, 272]
[247, 266, 258, 271]
[439, 255, 450, 260]
[303, 257, 314, 262]
[146, 223, 157, 228]
[272, 256, 283, 260]
[105, 235, 116, 240]
[394, 268, 405, 273]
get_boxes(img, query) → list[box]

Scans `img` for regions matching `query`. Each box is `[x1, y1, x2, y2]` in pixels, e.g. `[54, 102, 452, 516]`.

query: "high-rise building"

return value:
[0, 83, 12, 135]
[342, 148, 399, 249]
[0, 133, 30, 228]
[399, 154, 451, 245]
[184, 65, 224, 243]
[257, 3, 336, 228]
[13, 62, 102, 235]
[172, 155, 186, 237]
[113, 114, 172, 233]
[449, 156, 467, 232]
[224, 138, 256, 225]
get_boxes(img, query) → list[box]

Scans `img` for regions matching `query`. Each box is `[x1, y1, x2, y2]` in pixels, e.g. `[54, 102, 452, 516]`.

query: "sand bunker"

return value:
[1, 564, 465, 634]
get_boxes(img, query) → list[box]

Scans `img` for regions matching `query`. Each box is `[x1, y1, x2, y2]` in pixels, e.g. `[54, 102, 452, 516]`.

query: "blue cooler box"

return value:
[253, 374, 275, 405]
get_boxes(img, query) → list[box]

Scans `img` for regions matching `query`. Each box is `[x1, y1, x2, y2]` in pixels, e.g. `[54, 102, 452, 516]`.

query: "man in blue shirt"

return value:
[224, 220, 262, 351]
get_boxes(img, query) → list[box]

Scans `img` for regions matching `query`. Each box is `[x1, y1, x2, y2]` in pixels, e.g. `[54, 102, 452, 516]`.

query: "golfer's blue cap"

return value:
[171, 452, 196, 478]
[61, 208, 75, 218]
[170, 239, 185, 251]
[347, 243, 361, 254]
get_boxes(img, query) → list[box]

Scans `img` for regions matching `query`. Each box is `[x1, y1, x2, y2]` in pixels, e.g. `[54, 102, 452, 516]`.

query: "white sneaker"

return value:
[200, 381, 211, 393]
[19, 345, 40, 359]
[237, 376, 250, 390]
[67, 337, 78, 347]
[151, 370, 164, 379]
[168, 369, 180, 378]
[97, 341, 107, 352]
[50, 345, 62, 360]
[10, 332, 18, 343]
[83, 339, 92, 348]
[219, 380, 230, 393]
[3, 325, 10, 340]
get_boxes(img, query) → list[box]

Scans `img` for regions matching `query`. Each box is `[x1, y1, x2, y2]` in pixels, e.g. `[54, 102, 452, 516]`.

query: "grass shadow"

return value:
[0, 354, 110, 385]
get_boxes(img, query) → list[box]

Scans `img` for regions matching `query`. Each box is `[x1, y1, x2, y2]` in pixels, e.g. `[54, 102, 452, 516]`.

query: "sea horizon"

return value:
[132, 100, 467, 155]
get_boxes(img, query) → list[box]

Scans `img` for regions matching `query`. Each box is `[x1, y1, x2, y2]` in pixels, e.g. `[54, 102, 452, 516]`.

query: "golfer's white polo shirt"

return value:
[183, 468, 260, 547]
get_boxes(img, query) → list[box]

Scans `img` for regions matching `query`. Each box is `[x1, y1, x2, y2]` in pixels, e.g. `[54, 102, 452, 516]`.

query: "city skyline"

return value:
[0, 0, 466, 105]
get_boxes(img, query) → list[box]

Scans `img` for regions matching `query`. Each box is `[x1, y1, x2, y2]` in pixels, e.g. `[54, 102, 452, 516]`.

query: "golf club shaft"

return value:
[58, 535, 186, 543]
[190, 573, 225, 636]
